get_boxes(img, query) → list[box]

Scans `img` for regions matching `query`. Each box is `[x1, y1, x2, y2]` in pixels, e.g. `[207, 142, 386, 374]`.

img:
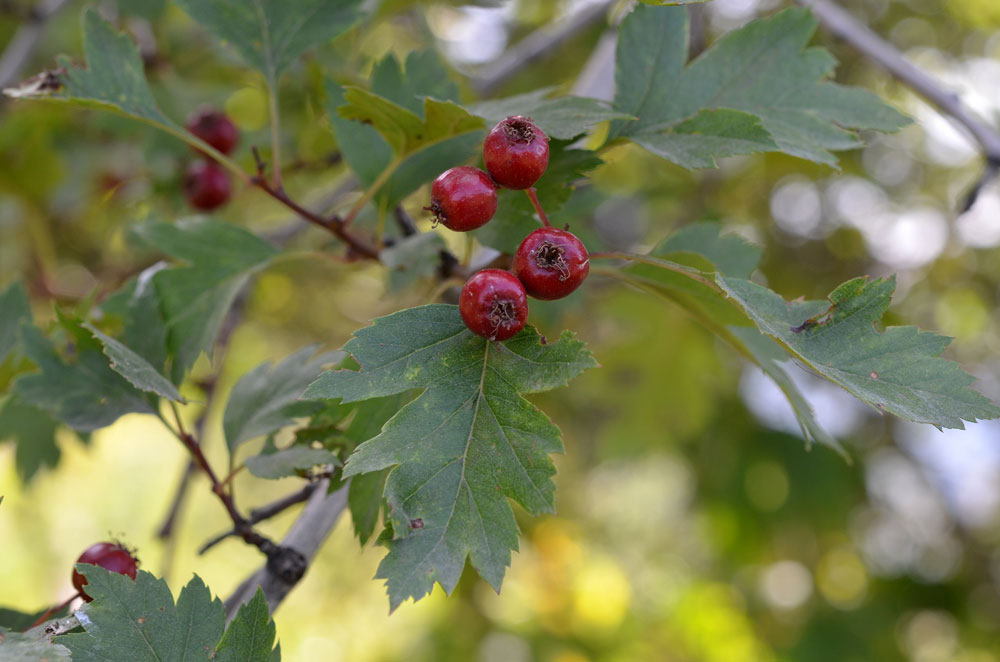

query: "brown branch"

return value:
[798, 0, 1000, 205]
[198, 482, 321, 554]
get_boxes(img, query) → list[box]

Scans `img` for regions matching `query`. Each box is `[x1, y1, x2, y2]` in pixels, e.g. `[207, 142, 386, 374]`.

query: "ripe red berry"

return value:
[184, 160, 231, 210]
[459, 269, 529, 341]
[482, 116, 550, 190]
[513, 228, 590, 300]
[72, 542, 139, 602]
[186, 107, 239, 156]
[427, 166, 498, 231]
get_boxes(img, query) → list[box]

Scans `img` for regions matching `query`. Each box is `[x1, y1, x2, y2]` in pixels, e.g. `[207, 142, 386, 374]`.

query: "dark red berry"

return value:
[482, 116, 550, 190]
[459, 269, 529, 341]
[184, 160, 231, 211]
[427, 166, 498, 231]
[72, 542, 139, 602]
[186, 107, 239, 155]
[513, 228, 590, 300]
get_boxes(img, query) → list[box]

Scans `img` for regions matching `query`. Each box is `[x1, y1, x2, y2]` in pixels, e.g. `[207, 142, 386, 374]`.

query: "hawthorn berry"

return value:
[71, 542, 139, 602]
[184, 160, 231, 210]
[459, 269, 529, 341]
[513, 227, 590, 300]
[185, 107, 239, 155]
[482, 115, 550, 190]
[427, 166, 498, 231]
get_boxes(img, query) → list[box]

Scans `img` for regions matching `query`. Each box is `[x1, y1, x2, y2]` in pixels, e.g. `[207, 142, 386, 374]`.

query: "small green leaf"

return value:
[304, 304, 596, 609]
[83, 323, 185, 403]
[718, 275, 1000, 428]
[349, 468, 389, 545]
[339, 88, 485, 156]
[214, 588, 278, 662]
[371, 51, 460, 112]
[469, 89, 633, 140]
[132, 219, 278, 378]
[0, 281, 30, 364]
[380, 233, 447, 290]
[632, 108, 778, 168]
[59, 567, 226, 661]
[223, 346, 336, 453]
[14, 323, 153, 432]
[0, 628, 72, 661]
[0, 394, 61, 483]
[245, 446, 340, 479]
[174, 0, 364, 87]
[97, 266, 170, 374]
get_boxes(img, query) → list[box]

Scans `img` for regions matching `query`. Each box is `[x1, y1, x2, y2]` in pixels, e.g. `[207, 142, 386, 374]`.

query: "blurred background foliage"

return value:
[2, 0, 1000, 660]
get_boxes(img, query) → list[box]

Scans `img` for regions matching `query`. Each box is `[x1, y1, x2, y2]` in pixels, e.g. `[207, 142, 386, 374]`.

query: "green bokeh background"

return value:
[3, 1, 1000, 660]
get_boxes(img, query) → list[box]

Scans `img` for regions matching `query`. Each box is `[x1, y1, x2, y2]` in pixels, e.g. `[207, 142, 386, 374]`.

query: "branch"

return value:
[224, 479, 349, 620]
[473, 0, 614, 96]
[198, 482, 321, 554]
[798, 0, 1000, 206]
[0, 0, 71, 90]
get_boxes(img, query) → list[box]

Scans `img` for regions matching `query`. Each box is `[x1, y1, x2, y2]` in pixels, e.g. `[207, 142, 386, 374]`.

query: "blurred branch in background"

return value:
[798, 0, 1000, 210]
[472, 0, 615, 97]
[224, 480, 348, 621]
[0, 0, 71, 90]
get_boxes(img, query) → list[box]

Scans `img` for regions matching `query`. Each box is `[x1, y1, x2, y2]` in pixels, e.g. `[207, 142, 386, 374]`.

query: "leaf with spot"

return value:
[610, 5, 910, 167]
[303, 304, 596, 609]
[57, 567, 230, 662]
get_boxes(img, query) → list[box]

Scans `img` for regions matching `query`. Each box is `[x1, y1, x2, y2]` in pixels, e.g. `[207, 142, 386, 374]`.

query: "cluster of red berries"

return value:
[183, 107, 238, 211]
[427, 115, 590, 341]
[71, 541, 139, 601]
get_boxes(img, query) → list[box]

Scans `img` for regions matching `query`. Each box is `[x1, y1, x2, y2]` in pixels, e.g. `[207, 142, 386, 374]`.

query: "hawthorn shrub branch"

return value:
[799, 0, 1000, 209]
[198, 482, 321, 554]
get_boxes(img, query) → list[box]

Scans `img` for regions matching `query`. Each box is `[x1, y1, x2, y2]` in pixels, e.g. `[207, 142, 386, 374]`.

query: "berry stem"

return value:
[25, 592, 80, 631]
[343, 155, 404, 227]
[267, 86, 284, 191]
[589, 251, 724, 292]
[524, 187, 551, 227]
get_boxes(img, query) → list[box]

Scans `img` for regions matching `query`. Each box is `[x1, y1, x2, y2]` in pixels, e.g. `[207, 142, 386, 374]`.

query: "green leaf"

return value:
[611, 6, 910, 166]
[0, 628, 72, 661]
[214, 588, 278, 662]
[132, 219, 278, 378]
[174, 0, 364, 86]
[381, 233, 447, 290]
[349, 468, 389, 545]
[245, 446, 340, 479]
[469, 88, 633, 140]
[223, 346, 336, 453]
[638, 0, 711, 4]
[339, 88, 485, 156]
[371, 51, 460, 113]
[613, 223, 841, 451]
[59, 567, 226, 661]
[14, 323, 153, 432]
[97, 266, 170, 374]
[0, 395, 61, 483]
[0, 281, 30, 364]
[631, 108, 778, 168]
[0, 605, 69, 632]
[303, 304, 596, 609]
[718, 275, 1000, 428]
[473, 140, 602, 253]
[83, 323, 185, 403]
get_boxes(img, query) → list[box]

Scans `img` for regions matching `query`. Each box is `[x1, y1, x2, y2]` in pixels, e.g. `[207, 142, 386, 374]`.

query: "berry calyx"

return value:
[427, 166, 498, 231]
[72, 542, 139, 602]
[512, 227, 590, 300]
[459, 269, 529, 341]
[185, 107, 239, 156]
[482, 116, 550, 190]
[184, 160, 231, 211]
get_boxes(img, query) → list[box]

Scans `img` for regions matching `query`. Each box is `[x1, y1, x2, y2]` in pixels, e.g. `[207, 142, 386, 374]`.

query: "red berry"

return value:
[72, 542, 139, 602]
[427, 166, 498, 231]
[459, 269, 529, 341]
[513, 228, 590, 300]
[186, 107, 239, 155]
[184, 160, 231, 211]
[482, 116, 549, 190]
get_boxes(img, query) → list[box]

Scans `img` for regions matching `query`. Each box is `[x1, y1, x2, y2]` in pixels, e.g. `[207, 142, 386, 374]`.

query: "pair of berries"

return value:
[183, 108, 238, 211]
[460, 228, 590, 340]
[428, 115, 550, 232]
[71, 541, 139, 602]
[432, 116, 589, 341]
